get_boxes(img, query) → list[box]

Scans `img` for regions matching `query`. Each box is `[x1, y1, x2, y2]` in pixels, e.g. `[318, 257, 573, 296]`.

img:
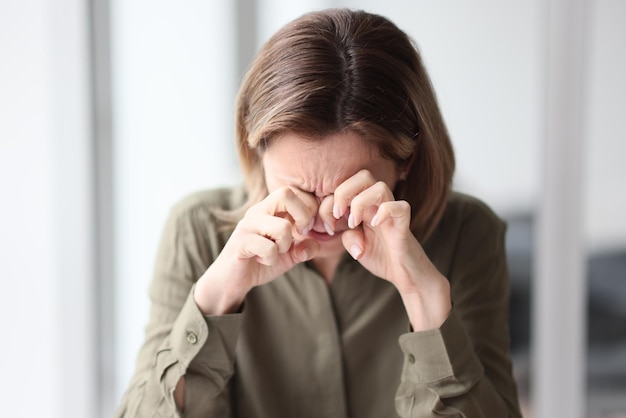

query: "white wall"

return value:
[256, 0, 334, 45]
[0, 4, 60, 414]
[585, 0, 626, 252]
[110, 0, 241, 403]
[0, 0, 95, 417]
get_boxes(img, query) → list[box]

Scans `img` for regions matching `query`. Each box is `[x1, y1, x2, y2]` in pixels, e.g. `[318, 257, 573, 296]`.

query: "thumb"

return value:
[291, 238, 320, 262]
[341, 228, 365, 260]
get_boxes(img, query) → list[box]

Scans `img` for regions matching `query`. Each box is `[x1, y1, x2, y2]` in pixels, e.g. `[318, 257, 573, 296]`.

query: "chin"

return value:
[314, 239, 346, 259]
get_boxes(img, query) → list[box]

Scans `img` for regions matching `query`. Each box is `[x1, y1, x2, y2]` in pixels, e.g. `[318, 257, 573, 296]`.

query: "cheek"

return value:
[261, 163, 280, 192]
[264, 176, 279, 192]
[261, 158, 289, 193]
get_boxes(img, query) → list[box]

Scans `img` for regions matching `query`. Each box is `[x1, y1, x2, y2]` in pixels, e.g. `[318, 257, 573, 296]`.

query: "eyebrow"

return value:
[275, 174, 310, 191]
[275, 173, 334, 198]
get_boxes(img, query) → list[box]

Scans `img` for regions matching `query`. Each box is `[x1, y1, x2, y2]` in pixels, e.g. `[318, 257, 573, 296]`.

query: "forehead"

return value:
[264, 131, 377, 170]
[272, 131, 375, 157]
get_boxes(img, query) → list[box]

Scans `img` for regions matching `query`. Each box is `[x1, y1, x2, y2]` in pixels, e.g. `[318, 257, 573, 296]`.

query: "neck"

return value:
[310, 254, 342, 284]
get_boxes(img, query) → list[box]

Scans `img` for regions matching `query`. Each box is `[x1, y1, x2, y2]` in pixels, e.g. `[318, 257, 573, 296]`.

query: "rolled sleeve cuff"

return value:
[398, 308, 483, 391]
[156, 286, 244, 387]
[171, 286, 245, 370]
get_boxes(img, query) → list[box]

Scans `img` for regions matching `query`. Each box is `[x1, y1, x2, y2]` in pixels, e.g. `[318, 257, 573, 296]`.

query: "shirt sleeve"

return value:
[395, 199, 522, 417]
[115, 191, 244, 418]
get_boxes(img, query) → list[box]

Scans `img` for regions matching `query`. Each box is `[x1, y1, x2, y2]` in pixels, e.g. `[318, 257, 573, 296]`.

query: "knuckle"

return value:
[398, 200, 411, 210]
[319, 193, 334, 207]
[235, 216, 254, 231]
[278, 218, 293, 236]
[244, 203, 260, 217]
[277, 239, 293, 254]
[394, 200, 411, 215]
[373, 181, 390, 199]
[334, 187, 352, 205]
[277, 186, 296, 200]
[374, 180, 388, 190]
[357, 169, 374, 181]
[260, 242, 278, 259]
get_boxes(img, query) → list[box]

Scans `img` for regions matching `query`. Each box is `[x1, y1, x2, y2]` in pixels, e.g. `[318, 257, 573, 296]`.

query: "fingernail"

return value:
[349, 244, 362, 260]
[333, 204, 341, 219]
[371, 214, 379, 227]
[301, 224, 310, 236]
[301, 218, 314, 236]
[348, 213, 355, 229]
[300, 249, 309, 261]
[323, 222, 335, 236]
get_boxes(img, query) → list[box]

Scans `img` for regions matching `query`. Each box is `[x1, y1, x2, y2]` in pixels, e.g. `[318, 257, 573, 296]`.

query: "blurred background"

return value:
[1, 0, 624, 417]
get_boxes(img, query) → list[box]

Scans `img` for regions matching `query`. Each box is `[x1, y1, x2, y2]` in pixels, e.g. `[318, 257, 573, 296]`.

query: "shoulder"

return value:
[161, 184, 247, 247]
[441, 191, 506, 233]
[167, 184, 247, 223]
[156, 185, 247, 265]
[423, 191, 506, 267]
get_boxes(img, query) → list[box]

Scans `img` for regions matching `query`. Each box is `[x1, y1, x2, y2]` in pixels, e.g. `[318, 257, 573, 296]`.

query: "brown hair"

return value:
[230, 8, 454, 241]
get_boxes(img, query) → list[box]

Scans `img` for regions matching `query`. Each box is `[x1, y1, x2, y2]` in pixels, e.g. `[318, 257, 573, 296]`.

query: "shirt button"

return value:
[186, 332, 198, 344]
[408, 354, 415, 364]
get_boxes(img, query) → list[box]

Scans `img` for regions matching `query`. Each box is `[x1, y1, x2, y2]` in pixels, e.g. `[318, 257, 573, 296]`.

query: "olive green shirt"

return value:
[116, 186, 521, 417]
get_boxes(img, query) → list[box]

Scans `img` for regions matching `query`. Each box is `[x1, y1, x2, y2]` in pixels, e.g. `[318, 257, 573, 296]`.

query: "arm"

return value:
[395, 203, 522, 417]
[324, 173, 521, 417]
[116, 187, 321, 417]
[115, 197, 244, 418]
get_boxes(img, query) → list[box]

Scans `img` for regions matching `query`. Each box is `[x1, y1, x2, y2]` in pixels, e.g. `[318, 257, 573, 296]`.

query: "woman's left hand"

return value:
[319, 169, 452, 331]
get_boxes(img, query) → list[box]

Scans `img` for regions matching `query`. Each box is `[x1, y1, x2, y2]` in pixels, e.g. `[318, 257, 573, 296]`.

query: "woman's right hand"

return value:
[194, 187, 320, 315]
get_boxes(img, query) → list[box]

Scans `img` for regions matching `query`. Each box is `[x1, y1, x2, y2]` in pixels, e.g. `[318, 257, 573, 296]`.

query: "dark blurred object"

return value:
[505, 212, 533, 355]
[504, 212, 626, 411]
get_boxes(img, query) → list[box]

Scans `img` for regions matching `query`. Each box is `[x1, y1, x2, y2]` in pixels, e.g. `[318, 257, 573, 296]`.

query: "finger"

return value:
[239, 234, 279, 266]
[317, 194, 336, 236]
[240, 215, 293, 253]
[250, 187, 318, 234]
[341, 227, 365, 260]
[348, 181, 395, 229]
[332, 169, 377, 220]
[289, 238, 320, 263]
[288, 187, 319, 234]
[371, 200, 411, 229]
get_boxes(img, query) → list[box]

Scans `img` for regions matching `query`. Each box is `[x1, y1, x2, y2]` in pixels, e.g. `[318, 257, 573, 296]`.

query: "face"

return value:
[261, 131, 401, 260]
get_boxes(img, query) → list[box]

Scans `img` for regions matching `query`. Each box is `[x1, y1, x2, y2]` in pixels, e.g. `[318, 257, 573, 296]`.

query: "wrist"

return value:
[194, 271, 249, 315]
[397, 274, 451, 332]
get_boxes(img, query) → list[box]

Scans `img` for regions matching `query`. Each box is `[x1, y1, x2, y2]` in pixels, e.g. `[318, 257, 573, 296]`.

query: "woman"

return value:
[117, 9, 522, 418]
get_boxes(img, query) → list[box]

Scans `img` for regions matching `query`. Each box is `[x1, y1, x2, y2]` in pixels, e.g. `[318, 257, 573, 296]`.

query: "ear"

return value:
[399, 150, 417, 180]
